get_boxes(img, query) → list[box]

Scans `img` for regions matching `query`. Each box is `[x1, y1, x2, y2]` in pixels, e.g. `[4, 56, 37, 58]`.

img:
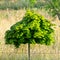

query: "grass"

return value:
[0, 0, 43, 10]
[0, 53, 59, 60]
[0, 9, 60, 60]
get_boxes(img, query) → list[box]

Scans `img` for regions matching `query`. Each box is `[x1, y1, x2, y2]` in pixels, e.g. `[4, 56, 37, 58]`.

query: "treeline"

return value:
[0, 0, 44, 10]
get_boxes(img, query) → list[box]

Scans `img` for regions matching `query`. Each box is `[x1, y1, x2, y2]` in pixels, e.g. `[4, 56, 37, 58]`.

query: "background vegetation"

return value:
[0, 0, 44, 10]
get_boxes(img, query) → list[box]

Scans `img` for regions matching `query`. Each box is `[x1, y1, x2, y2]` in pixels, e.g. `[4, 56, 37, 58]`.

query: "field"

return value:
[0, 9, 60, 60]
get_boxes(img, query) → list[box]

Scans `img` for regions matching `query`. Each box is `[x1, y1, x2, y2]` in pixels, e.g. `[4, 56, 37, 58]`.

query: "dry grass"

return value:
[0, 9, 60, 60]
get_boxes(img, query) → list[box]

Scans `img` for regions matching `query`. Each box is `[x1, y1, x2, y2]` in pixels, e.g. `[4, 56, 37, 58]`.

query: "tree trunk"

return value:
[28, 43, 30, 60]
[57, 14, 60, 20]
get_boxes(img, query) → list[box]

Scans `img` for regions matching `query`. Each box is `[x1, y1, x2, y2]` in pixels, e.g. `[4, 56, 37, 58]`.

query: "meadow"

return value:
[0, 9, 60, 60]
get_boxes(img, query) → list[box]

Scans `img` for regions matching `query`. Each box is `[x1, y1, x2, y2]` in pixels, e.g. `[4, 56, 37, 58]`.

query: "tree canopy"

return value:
[5, 10, 54, 48]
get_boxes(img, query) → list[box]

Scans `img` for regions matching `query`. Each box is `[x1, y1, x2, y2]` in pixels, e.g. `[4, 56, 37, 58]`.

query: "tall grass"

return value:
[0, 0, 44, 10]
[0, 53, 59, 60]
